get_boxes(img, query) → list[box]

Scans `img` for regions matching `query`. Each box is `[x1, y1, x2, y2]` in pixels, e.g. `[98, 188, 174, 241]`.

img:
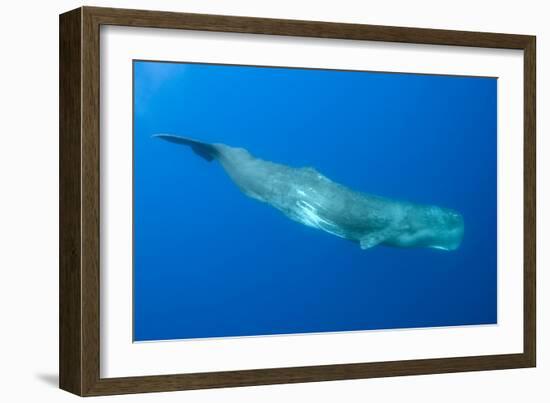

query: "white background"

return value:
[0, 0, 547, 401]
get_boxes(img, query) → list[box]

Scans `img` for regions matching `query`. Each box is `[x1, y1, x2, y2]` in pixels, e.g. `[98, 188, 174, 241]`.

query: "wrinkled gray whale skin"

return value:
[154, 134, 464, 250]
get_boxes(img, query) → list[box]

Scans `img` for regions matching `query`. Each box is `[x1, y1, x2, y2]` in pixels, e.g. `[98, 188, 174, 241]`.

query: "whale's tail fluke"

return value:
[153, 134, 219, 162]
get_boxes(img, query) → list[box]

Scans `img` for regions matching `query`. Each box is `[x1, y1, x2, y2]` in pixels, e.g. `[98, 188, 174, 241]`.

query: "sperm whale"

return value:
[154, 134, 464, 250]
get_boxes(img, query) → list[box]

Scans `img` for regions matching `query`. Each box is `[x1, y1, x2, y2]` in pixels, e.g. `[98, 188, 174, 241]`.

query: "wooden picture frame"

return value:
[59, 6, 536, 396]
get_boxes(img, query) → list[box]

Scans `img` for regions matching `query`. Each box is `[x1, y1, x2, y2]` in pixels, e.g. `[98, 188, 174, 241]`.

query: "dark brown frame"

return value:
[60, 6, 536, 396]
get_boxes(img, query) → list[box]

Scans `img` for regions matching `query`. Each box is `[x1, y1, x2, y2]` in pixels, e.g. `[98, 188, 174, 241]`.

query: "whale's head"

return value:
[392, 205, 464, 251]
[414, 206, 464, 251]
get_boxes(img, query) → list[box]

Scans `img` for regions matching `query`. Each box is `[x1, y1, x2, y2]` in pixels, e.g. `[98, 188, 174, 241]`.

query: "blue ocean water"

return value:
[133, 60, 497, 342]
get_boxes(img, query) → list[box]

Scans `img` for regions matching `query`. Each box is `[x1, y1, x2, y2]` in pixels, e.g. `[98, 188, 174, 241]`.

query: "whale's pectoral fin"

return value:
[359, 230, 393, 250]
[153, 134, 218, 162]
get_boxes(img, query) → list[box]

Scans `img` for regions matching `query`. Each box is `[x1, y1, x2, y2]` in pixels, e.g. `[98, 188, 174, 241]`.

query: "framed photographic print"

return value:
[59, 6, 536, 396]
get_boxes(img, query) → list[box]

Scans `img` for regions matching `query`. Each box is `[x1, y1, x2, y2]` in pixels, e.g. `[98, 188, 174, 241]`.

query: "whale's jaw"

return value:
[429, 223, 465, 251]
